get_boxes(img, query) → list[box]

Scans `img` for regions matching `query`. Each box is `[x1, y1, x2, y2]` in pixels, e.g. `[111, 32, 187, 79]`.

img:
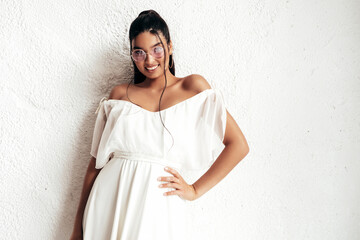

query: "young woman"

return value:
[71, 9, 249, 240]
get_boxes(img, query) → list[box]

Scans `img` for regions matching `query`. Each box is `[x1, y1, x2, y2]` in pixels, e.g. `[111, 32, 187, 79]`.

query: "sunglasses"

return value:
[131, 46, 165, 62]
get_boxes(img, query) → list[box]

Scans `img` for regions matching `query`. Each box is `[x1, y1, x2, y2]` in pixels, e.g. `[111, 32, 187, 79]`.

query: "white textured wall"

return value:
[1, 1, 359, 239]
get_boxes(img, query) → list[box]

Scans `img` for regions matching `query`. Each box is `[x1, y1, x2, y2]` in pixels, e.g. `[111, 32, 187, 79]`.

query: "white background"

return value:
[0, 0, 359, 239]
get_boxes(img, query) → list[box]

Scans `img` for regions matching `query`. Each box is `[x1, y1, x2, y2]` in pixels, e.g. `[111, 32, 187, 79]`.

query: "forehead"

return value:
[131, 31, 166, 50]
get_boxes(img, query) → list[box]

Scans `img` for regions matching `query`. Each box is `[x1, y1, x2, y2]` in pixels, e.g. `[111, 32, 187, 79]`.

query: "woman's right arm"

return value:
[70, 156, 101, 240]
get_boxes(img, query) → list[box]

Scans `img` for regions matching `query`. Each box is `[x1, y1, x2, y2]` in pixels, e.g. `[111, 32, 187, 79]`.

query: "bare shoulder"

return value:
[108, 83, 130, 100]
[182, 74, 212, 93]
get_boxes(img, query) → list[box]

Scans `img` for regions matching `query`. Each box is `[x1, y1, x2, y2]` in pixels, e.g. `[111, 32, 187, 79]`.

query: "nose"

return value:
[145, 52, 156, 63]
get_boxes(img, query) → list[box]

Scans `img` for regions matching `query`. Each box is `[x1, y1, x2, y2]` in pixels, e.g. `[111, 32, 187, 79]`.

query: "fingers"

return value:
[157, 166, 181, 183]
[164, 167, 182, 179]
[157, 176, 179, 183]
[163, 189, 181, 196]
[157, 166, 186, 197]
[158, 182, 181, 189]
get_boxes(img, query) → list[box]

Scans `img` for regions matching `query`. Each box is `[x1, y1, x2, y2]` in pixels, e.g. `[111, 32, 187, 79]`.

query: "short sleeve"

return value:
[202, 88, 227, 143]
[90, 97, 108, 159]
[179, 88, 227, 179]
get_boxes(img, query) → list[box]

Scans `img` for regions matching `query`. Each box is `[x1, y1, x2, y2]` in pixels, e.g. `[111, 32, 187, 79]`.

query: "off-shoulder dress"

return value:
[82, 87, 227, 240]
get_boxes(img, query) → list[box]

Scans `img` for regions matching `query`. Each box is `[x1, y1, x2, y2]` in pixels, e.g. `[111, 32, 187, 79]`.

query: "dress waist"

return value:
[110, 150, 183, 169]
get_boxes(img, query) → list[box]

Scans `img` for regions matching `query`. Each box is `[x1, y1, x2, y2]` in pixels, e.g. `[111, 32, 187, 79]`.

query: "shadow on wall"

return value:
[54, 47, 132, 239]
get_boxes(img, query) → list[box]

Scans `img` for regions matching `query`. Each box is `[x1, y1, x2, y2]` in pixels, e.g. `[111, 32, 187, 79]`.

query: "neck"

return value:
[142, 69, 177, 90]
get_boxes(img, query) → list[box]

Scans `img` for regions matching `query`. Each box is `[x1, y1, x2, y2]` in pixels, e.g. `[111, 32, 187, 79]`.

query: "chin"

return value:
[145, 73, 163, 79]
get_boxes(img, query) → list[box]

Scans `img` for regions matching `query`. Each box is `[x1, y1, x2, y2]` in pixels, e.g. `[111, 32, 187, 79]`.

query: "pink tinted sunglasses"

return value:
[131, 46, 165, 62]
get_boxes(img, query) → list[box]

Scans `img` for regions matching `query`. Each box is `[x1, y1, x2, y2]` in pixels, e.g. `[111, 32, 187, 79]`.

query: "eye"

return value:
[133, 50, 144, 56]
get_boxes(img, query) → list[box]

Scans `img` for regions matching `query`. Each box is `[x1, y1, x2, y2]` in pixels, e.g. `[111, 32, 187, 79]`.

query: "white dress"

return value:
[82, 87, 227, 240]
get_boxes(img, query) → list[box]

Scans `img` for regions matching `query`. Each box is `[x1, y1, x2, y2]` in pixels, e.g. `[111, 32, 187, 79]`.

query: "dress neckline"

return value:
[106, 88, 214, 114]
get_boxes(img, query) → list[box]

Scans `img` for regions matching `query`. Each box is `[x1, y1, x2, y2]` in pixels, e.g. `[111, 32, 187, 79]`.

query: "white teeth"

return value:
[146, 65, 159, 70]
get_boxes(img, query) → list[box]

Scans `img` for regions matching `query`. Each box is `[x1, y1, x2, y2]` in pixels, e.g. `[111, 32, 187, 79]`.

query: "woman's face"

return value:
[131, 31, 172, 79]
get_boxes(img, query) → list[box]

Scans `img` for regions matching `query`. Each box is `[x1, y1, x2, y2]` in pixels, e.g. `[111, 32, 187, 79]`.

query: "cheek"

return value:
[134, 62, 144, 70]
[161, 57, 167, 65]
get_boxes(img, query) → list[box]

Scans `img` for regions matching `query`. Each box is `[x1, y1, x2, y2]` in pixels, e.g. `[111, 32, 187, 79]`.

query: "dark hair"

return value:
[129, 10, 175, 84]
[127, 10, 175, 153]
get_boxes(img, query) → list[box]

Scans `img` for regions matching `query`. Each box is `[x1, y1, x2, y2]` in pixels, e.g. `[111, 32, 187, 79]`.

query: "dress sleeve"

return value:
[180, 88, 227, 181]
[202, 88, 227, 143]
[90, 97, 108, 159]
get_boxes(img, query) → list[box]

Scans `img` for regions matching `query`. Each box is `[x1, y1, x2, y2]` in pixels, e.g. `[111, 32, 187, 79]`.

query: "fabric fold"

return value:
[90, 97, 108, 160]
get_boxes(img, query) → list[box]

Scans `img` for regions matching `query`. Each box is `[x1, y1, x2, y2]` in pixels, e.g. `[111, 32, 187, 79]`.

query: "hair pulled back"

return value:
[129, 10, 175, 84]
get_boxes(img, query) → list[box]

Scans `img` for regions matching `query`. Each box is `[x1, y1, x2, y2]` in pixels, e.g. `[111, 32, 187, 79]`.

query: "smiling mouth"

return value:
[145, 64, 159, 71]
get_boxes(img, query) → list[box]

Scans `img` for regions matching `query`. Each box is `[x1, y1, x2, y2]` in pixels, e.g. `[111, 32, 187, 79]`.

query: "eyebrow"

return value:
[133, 42, 161, 50]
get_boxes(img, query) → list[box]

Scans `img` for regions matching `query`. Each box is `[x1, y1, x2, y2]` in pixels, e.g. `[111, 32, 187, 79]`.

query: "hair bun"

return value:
[138, 9, 160, 17]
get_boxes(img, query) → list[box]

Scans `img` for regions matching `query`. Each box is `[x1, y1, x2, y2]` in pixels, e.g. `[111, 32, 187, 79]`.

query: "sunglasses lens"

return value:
[152, 46, 164, 58]
[132, 50, 145, 62]
[131, 46, 164, 62]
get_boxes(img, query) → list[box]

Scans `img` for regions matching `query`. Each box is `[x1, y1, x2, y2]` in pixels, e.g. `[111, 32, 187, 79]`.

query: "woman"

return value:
[71, 9, 249, 240]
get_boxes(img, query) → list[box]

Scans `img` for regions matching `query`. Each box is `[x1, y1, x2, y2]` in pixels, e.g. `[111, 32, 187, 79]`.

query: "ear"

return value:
[168, 40, 173, 55]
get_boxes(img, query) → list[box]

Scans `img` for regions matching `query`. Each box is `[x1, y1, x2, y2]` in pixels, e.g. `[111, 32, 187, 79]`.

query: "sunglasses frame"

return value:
[130, 46, 165, 62]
